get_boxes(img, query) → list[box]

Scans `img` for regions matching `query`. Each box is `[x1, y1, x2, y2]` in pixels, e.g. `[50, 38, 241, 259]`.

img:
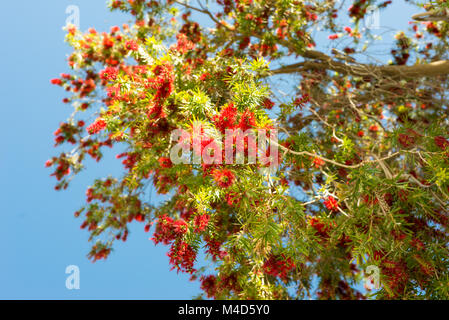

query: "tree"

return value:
[48, 0, 449, 299]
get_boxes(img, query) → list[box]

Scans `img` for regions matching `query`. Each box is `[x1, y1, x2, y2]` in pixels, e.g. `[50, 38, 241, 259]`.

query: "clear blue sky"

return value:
[0, 1, 417, 299]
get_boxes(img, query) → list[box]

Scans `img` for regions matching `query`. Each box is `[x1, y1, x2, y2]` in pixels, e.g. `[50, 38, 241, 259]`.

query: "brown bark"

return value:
[271, 50, 449, 79]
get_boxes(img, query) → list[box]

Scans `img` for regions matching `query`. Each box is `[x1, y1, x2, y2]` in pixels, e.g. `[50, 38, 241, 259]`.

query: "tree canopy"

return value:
[48, 0, 449, 299]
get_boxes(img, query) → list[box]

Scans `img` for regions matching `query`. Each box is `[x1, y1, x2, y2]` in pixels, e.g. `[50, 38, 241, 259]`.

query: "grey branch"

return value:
[412, 9, 449, 22]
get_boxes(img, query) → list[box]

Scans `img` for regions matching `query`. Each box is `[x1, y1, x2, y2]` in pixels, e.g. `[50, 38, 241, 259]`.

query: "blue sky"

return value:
[0, 1, 417, 299]
[0, 0, 201, 300]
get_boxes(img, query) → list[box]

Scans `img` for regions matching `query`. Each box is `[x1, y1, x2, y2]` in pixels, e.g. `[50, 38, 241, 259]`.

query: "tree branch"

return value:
[271, 49, 449, 79]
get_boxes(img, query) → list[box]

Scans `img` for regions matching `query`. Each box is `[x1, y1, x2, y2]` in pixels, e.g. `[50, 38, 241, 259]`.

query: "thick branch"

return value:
[271, 50, 449, 78]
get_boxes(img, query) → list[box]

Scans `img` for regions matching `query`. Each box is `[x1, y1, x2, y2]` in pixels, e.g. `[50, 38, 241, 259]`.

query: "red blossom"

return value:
[263, 98, 275, 110]
[205, 237, 227, 261]
[324, 196, 339, 212]
[238, 109, 256, 131]
[86, 119, 107, 134]
[50, 78, 62, 85]
[213, 102, 238, 133]
[151, 215, 188, 245]
[435, 136, 449, 150]
[313, 157, 325, 168]
[158, 157, 173, 168]
[125, 40, 138, 51]
[171, 33, 195, 54]
[263, 254, 295, 281]
[100, 67, 119, 81]
[193, 214, 210, 232]
[199, 72, 211, 81]
[168, 240, 197, 273]
[212, 168, 235, 188]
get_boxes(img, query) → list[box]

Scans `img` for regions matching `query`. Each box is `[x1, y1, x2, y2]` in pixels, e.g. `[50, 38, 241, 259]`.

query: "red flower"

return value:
[103, 34, 114, 48]
[369, 125, 379, 132]
[238, 109, 256, 131]
[199, 72, 210, 81]
[313, 157, 325, 168]
[293, 94, 310, 108]
[86, 119, 107, 134]
[212, 168, 235, 188]
[263, 98, 275, 110]
[324, 196, 339, 212]
[100, 67, 118, 81]
[194, 214, 210, 232]
[125, 40, 138, 51]
[328, 34, 339, 40]
[263, 254, 295, 280]
[205, 237, 227, 261]
[213, 102, 238, 132]
[200, 275, 217, 299]
[226, 192, 240, 206]
[309, 217, 331, 239]
[50, 78, 62, 85]
[158, 157, 173, 168]
[168, 241, 197, 273]
[111, 25, 120, 34]
[151, 215, 188, 245]
[171, 33, 195, 54]
[435, 136, 449, 150]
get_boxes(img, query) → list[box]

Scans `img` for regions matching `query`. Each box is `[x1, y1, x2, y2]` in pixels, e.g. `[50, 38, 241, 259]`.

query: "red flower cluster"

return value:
[226, 192, 240, 206]
[313, 157, 325, 168]
[50, 78, 62, 85]
[151, 214, 188, 245]
[86, 119, 107, 134]
[262, 98, 275, 110]
[324, 196, 339, 212]
[213, 103, 238, 133]
[199, 272, 241, 299]
[167, 240, 197, 273]
[89, 245, 111, 262]
[435, 136, 449, 150]
[171, 33, 195, 54]
[158, 157, 173, 168]
[146, 62, 175, 108]
[199, 72, 211, 81]
[212, 168, 235, 188]
[194, 214, 210, 232]
[102, 34, 114, 48]
[293, 94, 310, 108]
[212, 103, 256, 133]
[262, 254, 296, 281]
[238, 109, 256, 131]
[205, 237, 227, 261]
[398, 129, 421, 148]
[100, 67, 118, 81]
[308, 216, 332, 239]
[381, 259, 409, 297]
[200, 275, 217, 298]
[124, 40, 138, 51]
